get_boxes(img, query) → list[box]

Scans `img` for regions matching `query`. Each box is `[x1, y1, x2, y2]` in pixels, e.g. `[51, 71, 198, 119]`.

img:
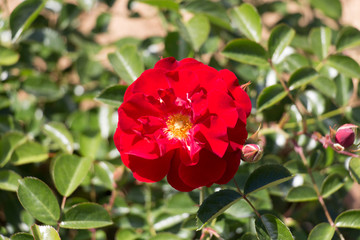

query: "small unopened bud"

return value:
[335, 124, 357, 148]
[241, 144, 263, 163]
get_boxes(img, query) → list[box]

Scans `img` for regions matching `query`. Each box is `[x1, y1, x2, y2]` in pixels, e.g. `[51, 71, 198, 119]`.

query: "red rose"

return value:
[114, 57, 251, 192]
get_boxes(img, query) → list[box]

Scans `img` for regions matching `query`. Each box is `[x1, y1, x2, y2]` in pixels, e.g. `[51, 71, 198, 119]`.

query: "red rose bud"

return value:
[335, 124, 357, 148]
[242, 144, 263, 163]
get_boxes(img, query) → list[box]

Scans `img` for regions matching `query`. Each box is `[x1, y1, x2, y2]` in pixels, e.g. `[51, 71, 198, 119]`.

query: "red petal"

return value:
[167, 150, 195, 192]
[228, 120, 248, 151]
[215, 149, 241, 184]
[219, 69, 239, 90]
[129, 69, 169, 98]
[231, 86, 252, 118]
[197, 69, 227, 93]
[166, 70, 199, 99]
[208, 90, 238, 128]
[154, 57, 179, 70]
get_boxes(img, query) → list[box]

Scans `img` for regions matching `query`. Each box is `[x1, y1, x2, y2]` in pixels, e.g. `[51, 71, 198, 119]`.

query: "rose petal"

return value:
[167, 150, 195, 192]
[208, 90, 238, 128]
[215, 149, 241, 184]
[129, 69, 169, 98]
[154, 57, 179, 70]
[166, 70, 199, 99]
[219, 69, 239, 90]
[228, 120, 248, 151]
[231, 86, 252, 118]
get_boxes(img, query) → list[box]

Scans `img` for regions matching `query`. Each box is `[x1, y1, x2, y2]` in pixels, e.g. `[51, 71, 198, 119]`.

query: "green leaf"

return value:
[185, 15, 210, 51]
[0, 46, 20, 66]
[153, 213, 191, 231]
[43, 122, 74, 154]
[310, 0, 341, 19]
[222, 39, 268, 66]
[95, 85, 127, 107]
[268, 24, 295, 63]
[309, 27, 331, 60]
[31, 225, 61, 240]
[10, 233, 33, 240]
[52, 154, 93, 197]
[336, 26, 360, 51]
[229, 3, 262, 42]
[286, 186, 318, 202]
[0, 170, 21, 192]
[335, 210, 360, 229]
[349, 158, 360, 183]
[283, 53, 309, 73]
[17, 177, 60, 225]
[308, 223, 335, 240]
[0, 132, 27, 167]
[257, 84, 288, 112]
[148, 233, 183, 240]
[165, 31, 192, 60]
[320, 173, 345, 198]
[23, 76, 64, 101]
[93, 161, 115, 190]
[138, 0, 179, 10]
[108, 45, 144, 84]
[9, 0, 46, 41]
[288, 67, 318, 90]
[10, 141, 48, 165]
[311, 76, 336, 99]
[258, 214, 294, 240]
[326, 54, 360, 78]
[78, 131, 101, 159]
[197, 189, 242, 229]
[244, 164, 293, 195]
[24, 28, 66, 53]
[239, 233, 258, 240]
[60, 202, 113, 229]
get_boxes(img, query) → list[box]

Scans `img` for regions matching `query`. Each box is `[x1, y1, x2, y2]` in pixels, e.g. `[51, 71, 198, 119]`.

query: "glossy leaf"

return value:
[31, 225, 60, 240]
[0, 132, 27, 167]
[43, 122, 74, 154]
[108, 45, 144, 84]
[335, 210, 360, 229]
[326, 54, 360, 78]
[222, 39, 268, 66]
[95, 85, 127, 107]
[0, 170, 21, 192]
[310, 0, 342, 19]
[0, 46, 20, 66]
[286, 186, 318, 202]
[308, 223, 335, 240]
[336, 26, 360, 51]
[185, 15, 210, 51]
[148, 233, 183, 240]
[244, 164, 293, 195]
[197, 189, 242, 229]
[23, 76, 64, 101]
[17, 177, 60, 225]
[10, 233, 33, 240]
[288, 67, 318, 90]
[60, 202, 113, 229]
[257, 84, 288, 112]
[349, 158, 360, 183]
[10, 141, 48, 165]
[256, 214, 294, 240]
[9, 0, 46, 41]
[309, 27, 331, 60]
[230, 4, 262, 42]
[311, 76, 336, 99]
[52, 154, 93, 197]
[165, 31, 192, 60]
[320, 173, 345, 198]
[268, 24, 295, 63]
[138, 0, 179, 10]
[93, 161, 115, 190]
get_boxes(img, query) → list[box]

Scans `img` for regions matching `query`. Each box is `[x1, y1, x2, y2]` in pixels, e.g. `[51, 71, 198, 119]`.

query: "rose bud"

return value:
[335, 124, 358, 148]
[241, 144, 263, 163]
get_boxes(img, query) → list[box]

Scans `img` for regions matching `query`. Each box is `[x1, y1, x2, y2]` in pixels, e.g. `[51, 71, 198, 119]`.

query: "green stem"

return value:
[199, 187, 206, 205]
[145, 184, 156, 237]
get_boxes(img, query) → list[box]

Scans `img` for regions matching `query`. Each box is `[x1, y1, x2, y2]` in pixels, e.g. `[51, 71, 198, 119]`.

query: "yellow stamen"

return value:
[165, 113, 192, 140]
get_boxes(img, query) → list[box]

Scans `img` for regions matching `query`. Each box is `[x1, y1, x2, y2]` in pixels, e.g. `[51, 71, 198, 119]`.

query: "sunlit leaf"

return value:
[257, 84, 287, 112]
[311, 76, 336, 99]
[10, 233, 33, 240]
[0, 132, 27, 167]
[31, 225, 61, 240]
[320, 173, 345, 198]
[268, 24, 295, 63]
[335, 210, 360, 229]
[138, 0, 179, 10]
[310, 0, 342, 19]
[256, 214, 294, 240]
[349, 158, 360, 183]
[0, 170, 21, 192]
[93, 161, 115, 190]
[288, 67, 318, 90]
[0, 46, 20, 66]
[286, 186, 318, 202]
[308, 223, 335, 240]
[336, 26, 360, 51]
[10, 141, 48, 165]
[184, 15, 210, 51]
[43, 122, 74, 154]
[326, 54, 360, 78]
[309, 27, 331, 60]
[95, 85, 127, 107]
[148, 233, 183, 240]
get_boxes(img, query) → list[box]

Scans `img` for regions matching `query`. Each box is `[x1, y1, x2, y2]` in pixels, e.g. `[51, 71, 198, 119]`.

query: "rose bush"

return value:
[114, 57, 251, 191]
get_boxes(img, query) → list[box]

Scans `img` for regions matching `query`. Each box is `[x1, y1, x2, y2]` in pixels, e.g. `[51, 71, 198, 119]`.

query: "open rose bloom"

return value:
[114, 57, 251, 191]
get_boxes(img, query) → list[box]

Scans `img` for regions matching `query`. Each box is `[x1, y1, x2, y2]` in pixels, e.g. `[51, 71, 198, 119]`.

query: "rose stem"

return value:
[145, 184, 156, 236]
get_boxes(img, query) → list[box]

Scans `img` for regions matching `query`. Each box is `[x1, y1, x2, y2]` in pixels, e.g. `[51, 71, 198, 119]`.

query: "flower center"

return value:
[165, 113, 192, 140]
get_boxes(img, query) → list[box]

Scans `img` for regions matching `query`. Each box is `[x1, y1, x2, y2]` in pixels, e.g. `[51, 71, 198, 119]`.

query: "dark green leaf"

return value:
[311, 76, 336, 99]
[9, 0, 46, 41]
[239, 233, 258, 240]
[10, 141, 48, 165]
[308, 223, 335, 240]
[10, 233, 33, 240]
[310, 0, 342, 19]
[335, 210, 360, 229]
[230, 4, 262, 42]
[138, 0, 179, 11]
[257, 84, 287, 112]
[320, 173, 345, 198]
[185, 15, 210, 51]
[43, 122, 74, 154]
[95, 85, 127, 107]
[244, 164, 293, 195]
[0, 170, 21, 192]
[24, 28, 66, 53]
[31, 225, 61, 240]
[286, 186, 318, 202]
[108, 45, 144, 84]
[0, 132, 27, 167]
[23, 76, 64, 101]
[326, 54, 360, 78]
[0, 46, 20, 66]
[197, 189, 242, 229]
[309, 27, 331, 60]
[60, 202, 113, 229]
[258, 214, 294, 240]
[268, 24, 295, 63]
[222, 39, 268, 66]
[148, 233, 183, 240]
[349, 158, 360, 183]
[165, 31, 192, 59]
[52, 154, 93, 197]
[336, 26, 360, 51]
[288, 67, 318, 90]
[17, 177, 60, 225]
